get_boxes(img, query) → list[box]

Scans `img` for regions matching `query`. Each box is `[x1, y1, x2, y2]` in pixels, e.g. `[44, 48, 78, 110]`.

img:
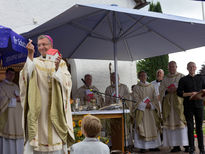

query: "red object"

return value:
[144, 98, 150, 104]
[87, 93, 94, 102]
[113, 94, 121, 98]
[46, 48, 61, 56]
[168, 83, 176, 89]
[194, 134, 197, 138]
[87, 93, 94, 99]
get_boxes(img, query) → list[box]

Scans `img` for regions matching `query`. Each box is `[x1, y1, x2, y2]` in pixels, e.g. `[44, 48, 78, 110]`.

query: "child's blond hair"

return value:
[82, 115, 102, 137]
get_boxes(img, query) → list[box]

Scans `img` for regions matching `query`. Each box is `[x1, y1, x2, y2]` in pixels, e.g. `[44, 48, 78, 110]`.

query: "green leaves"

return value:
[137, 55, 169, 82]
[149, 2, 162, 13]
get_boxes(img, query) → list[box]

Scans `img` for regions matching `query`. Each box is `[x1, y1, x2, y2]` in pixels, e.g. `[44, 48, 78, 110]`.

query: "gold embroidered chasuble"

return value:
[159, 72, 186, 130]
[0, 80, 23, 139]
[19, 57, 74, 152]
[105, 83, 130, 106]
[132, 82, 161, 141]
[73, 85, 104, 107]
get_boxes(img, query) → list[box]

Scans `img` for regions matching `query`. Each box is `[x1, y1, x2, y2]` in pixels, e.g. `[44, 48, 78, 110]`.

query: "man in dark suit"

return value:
[177, 62, 205, 154]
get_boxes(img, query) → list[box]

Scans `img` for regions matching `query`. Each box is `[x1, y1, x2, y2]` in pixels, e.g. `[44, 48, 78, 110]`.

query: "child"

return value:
[70, 115, 110, 154]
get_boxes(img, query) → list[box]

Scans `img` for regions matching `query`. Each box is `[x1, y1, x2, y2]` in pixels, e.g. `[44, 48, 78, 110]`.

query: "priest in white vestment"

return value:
[105, 72, 130, 106]
[73, 74, 104, 108]
[159, 61, 188, 152]
[19, 35, 75, 154]
[151, 69, 164, 114]
[104, 72, 130, 148]
[0, 68, 24, 154]
[132, 71, 161, 153]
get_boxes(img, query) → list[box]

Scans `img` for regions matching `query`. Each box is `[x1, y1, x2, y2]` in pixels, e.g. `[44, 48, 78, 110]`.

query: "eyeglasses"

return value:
[37, 43, 50, 48]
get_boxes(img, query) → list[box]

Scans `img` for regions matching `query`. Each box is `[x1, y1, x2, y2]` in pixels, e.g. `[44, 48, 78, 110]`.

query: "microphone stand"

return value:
[91, 89, 136, 153]
[122, 97, 127, 152]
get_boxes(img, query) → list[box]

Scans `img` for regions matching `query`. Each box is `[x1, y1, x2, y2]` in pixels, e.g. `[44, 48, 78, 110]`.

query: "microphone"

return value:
[81, 78, 86, 85]
[81, 78, 98, 93]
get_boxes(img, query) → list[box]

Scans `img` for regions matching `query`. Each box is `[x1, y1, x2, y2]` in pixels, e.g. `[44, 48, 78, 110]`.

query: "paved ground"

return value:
[128, 146, 197, 154]
[123, 122, 205, 154]
[122, 132, 205, 154]
[125, 138, 201, 154]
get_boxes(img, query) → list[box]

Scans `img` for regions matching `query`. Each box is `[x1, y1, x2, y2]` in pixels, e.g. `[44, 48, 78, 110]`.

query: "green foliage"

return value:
[199, 64, 205, 75]
[136, 2, 169, 82]
[149, 2, 162, 12]
[137, 55, 169, 82]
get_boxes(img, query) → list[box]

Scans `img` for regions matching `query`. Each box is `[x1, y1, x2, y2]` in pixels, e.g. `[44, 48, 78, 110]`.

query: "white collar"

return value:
[83, 137, 99, 142]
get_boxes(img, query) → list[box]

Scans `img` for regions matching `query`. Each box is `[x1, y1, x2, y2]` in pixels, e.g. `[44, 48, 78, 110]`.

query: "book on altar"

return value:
[190, 90, 205, 101]
[143, 97, 151, 104]
[46, 49, 61, 61]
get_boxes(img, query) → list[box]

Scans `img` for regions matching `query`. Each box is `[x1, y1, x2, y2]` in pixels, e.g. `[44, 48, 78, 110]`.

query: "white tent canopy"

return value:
[22, 4, 205, 97]
[22, 4, 205, 61]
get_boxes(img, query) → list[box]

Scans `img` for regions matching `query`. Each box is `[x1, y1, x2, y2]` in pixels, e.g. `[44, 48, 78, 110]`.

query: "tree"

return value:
[199, 64, 205, 75]
[136, 2, 169, 82]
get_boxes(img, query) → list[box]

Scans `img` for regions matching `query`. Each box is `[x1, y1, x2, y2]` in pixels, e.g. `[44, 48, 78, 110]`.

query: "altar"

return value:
[72, 109, 129, 152]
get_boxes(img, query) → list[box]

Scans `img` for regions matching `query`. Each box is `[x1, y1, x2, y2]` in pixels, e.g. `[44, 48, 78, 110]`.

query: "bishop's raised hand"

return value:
[26, 39, 35, 61]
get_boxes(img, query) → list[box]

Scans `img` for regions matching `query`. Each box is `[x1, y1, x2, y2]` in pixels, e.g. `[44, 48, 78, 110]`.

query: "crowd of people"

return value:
[74, 61, 205, 154]
[0, 35, 205, 154]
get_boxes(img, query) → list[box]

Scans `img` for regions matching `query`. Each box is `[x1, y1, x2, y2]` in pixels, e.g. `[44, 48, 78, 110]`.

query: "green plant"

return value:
[73, 120, 84, 143]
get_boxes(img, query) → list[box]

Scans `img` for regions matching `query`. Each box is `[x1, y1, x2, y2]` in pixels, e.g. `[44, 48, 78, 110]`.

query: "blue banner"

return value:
[0, 25, 31, 66]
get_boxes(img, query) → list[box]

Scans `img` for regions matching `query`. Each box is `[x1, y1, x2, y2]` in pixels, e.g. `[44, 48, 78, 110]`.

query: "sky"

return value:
[142, 0, 205, 74]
